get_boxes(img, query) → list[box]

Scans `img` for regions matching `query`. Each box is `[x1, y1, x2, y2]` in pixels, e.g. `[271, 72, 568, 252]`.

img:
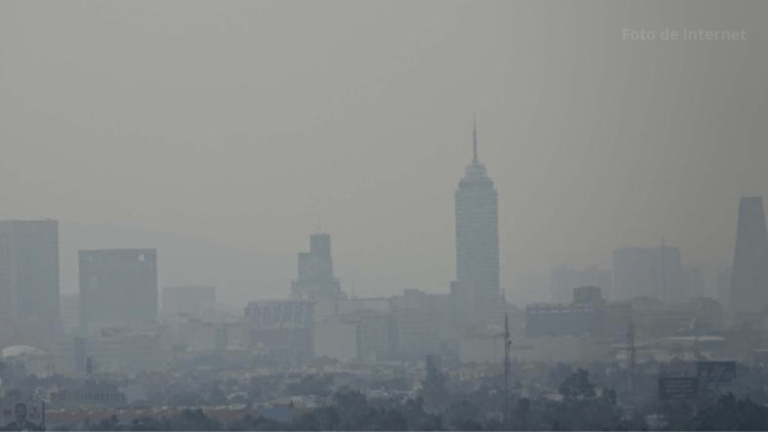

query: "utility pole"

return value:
[504, 312, 511, 423]
[628, 323, 636, 398]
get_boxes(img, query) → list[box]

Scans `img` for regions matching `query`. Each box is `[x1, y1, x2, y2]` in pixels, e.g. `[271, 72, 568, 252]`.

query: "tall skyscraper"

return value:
[730, 197, 768, 323]
[0, 220, 60, 343]
[79, 249, 158, 334]
[453, 119, 500, 328]
[291, 233, 345, 300]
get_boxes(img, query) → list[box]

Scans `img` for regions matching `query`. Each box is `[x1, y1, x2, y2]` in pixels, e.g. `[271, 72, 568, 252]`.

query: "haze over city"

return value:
[2, 1, 766, 306]
[2, 2, 768, 430]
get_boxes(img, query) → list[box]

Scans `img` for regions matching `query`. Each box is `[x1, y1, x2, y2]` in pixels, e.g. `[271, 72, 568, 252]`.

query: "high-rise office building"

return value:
[79, 249, 158, 334]
[730, 197, 768, 323]
[0, 220, 60, 343]
[452, 120, 500, 328]
[291, 233, 345, 300]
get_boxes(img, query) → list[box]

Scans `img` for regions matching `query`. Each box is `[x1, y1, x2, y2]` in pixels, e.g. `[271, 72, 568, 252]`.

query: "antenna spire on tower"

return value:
[472, 112, 478, 164]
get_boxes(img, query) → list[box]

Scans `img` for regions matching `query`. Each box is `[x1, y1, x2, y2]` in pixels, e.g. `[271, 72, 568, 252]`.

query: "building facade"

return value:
[392, 289, 450, 360]
[244, 300, 314, 359]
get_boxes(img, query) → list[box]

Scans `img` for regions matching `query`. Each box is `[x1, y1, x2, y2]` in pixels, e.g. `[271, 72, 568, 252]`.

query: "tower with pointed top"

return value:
[452, 119, 500, 329]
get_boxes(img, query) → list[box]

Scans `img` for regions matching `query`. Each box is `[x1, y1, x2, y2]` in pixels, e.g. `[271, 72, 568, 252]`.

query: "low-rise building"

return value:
[244, 300, 314, 360]
[525, 287, 631, 340]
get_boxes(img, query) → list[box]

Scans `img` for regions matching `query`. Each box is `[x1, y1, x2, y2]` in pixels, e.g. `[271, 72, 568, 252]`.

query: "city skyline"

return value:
[2, 2, 768, 430]
[2, 1, 767, 306]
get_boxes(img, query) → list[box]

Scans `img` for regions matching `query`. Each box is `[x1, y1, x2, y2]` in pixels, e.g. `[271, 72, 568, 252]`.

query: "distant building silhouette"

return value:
[392, 289, 450, 360]
[291, 233, 345, 301]
[452, 118, 500, 329]
[313, 297, 394, 362]
[730, 197, 768, 325]
[684, 266, 706, 299]
[550, 265, 612, 304]
[716, 266, 732, 315]
[79, 249, 158, 334]
[550, 265, 580, 304]
[656, 245, 686, 304]
[526, 286, 630, 340]
[0, 219, 60, 344]
[579, 265, 613, 300]
[612, 245, 685, 303]
[613, 247, 655, 301]
[60, 293, 80, 336]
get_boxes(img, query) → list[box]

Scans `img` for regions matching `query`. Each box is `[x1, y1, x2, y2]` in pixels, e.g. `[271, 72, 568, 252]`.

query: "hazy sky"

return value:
[1, 1, 766, 304]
